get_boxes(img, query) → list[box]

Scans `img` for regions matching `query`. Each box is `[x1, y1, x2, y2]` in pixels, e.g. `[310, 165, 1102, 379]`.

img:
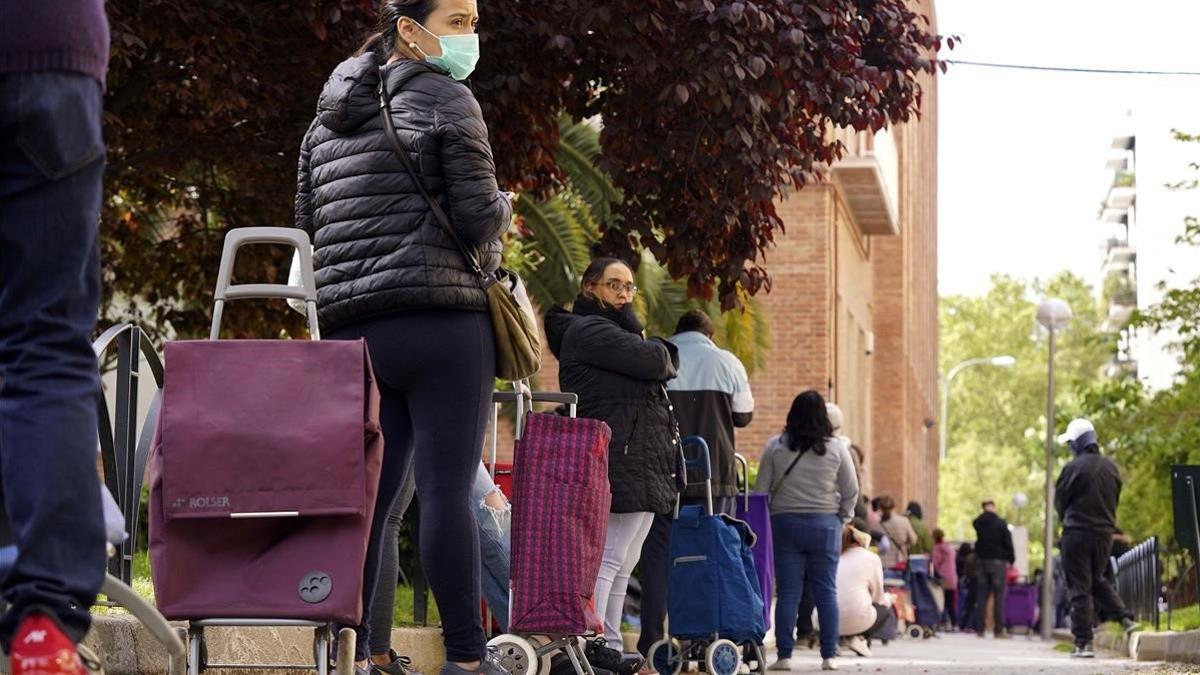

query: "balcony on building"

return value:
[1106, 186, 1136, 210]
[1104, 237, 1136, 269]
[1100, 205, 1130, 224]
[829, 126, 900, 236]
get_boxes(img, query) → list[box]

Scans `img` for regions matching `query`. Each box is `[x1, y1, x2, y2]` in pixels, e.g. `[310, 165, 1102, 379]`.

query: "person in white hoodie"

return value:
[756, 391, 859, 672]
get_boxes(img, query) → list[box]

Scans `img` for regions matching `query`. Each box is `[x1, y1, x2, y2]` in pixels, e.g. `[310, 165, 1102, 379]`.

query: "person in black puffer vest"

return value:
[545, 257, 680, 672]
[293, 2, 512, 674]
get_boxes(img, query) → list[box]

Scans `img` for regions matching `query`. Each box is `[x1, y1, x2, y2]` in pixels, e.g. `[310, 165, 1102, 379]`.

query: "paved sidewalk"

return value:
[766, 632, 1162, 674]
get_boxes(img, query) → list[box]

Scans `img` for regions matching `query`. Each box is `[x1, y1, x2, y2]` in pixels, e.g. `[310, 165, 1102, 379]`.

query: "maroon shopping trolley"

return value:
[148, 228, 383, 675]
[486, 393, 613, 675]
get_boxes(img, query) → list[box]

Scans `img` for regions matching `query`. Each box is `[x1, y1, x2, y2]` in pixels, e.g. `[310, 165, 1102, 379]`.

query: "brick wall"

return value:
[867, 0, 940, 519]
[741, 187, 835, 461]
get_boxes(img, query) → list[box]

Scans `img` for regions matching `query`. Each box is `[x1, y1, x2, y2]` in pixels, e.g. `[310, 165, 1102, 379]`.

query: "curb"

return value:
[85, 615, 446, 675]
[1094, 626, 1200, 664]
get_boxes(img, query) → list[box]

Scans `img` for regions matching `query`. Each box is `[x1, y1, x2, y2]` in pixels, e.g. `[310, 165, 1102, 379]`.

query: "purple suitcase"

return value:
[1004, 583, 1039, 630]
[735, 455, 774, 630]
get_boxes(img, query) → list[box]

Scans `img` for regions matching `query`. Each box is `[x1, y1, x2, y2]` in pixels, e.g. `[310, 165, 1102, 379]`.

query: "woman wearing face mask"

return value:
[545, 258, 680, 673]
[294, 1, 512, 674]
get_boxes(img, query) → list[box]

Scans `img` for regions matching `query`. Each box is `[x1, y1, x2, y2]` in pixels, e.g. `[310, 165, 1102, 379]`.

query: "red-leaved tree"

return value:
[101, 0, 944, 337]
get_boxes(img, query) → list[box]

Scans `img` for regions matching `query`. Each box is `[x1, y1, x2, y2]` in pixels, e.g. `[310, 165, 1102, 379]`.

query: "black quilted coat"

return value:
[546, 304, 680, 515]
[295, 54, 511, 332]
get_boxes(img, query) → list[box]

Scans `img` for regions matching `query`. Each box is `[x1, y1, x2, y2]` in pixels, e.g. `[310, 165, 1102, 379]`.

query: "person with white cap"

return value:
[1054, 418, 1136, 658]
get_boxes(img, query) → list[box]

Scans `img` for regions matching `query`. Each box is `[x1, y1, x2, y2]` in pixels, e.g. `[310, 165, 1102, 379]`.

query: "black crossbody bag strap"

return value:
[376, 67, 493, 288]
[768, 446, 807, 501]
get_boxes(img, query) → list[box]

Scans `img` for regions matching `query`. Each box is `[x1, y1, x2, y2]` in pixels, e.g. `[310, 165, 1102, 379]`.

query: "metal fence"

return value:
[94, 324, 163, 585]
[1115, 536, 1160, 630]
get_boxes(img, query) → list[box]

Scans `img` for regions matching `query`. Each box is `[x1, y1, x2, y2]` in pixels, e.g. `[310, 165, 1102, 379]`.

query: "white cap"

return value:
[826, 403, 844, 432]
[1057, 418, 1095, 445]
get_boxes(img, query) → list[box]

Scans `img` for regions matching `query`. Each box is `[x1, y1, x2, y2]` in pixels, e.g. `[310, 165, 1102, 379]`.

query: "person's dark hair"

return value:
[878, 495, 895, 522]
[981, 499, 995, 510]
[933, 528, 945, 543]
[870, 496, 882, 511]
[783, 390, 833, 456]
[959, 542, 973, 554]
[675, 310, 715, 338]
[356, 0, 438, 59]
[906, 501, 923, 520]
[580, 257, 633, 296]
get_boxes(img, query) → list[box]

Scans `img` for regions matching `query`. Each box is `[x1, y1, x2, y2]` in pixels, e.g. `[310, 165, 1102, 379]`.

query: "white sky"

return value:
[935, 0, 1200, 297]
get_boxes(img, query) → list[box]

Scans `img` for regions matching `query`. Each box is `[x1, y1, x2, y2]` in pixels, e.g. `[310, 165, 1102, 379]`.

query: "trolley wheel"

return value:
[487, 634, 539, 675]
[648, 639, 684, 675]
[705, 640, 739, 675]
[906, 625, 923, 639]
[334, 628, 356, 675]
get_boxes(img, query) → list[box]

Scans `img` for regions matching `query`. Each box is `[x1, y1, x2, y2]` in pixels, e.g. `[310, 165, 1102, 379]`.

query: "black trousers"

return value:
[636, 496, 735, 654]
[332, 310, 495, 663]
[973, 559, 1008, 634]
[1062, 530, 1132, 644]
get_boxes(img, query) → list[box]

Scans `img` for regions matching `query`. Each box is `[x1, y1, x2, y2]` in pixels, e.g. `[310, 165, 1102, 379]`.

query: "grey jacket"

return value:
[295, 54, 511, 332]
[755, 434, 859, 522]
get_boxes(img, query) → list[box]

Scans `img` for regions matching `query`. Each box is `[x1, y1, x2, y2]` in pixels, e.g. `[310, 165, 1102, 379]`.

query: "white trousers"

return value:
[593, 511, 656, 647]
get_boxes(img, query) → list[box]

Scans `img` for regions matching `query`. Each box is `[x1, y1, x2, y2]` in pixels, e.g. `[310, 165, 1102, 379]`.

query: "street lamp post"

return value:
[1037, 298, 1072, 641]
[939, 355, 1017, 461]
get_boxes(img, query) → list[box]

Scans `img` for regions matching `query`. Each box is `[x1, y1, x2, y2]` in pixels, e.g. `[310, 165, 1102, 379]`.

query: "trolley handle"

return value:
[210, 228, 321, 340]
[674, 436, 714, 518]
[734, 452, 750, 512]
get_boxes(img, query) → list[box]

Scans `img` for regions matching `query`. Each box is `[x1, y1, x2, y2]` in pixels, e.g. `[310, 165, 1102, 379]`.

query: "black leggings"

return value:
[331, 309, 495, 663]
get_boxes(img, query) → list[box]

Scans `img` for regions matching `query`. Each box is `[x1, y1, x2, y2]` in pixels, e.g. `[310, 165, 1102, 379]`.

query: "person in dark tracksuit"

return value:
[1055, 418, 1136, 658]
[972, 500, 1014, 638]
[636, 310, 754, 657]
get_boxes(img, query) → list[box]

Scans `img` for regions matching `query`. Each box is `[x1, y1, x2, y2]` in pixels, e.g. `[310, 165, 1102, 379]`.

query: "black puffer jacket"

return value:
[546, 303, 680, 514]
[295, 54, 511, 332]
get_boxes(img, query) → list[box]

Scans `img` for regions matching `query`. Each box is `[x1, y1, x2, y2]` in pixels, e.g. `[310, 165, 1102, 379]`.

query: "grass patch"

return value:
[1165, 604, 1200, 632]
[392, 584, 441, 627]
[1053, 641, 1074, 653]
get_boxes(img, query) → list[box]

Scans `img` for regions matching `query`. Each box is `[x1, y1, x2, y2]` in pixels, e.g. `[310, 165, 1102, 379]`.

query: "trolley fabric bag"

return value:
[148, 338, 384, 623]
[735, 491, 774, 631]
[667, 505, 766, 643]
[509, 411, 612, 634]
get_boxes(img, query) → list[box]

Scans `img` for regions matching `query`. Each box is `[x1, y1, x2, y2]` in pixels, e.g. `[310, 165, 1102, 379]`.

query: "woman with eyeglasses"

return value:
[545, 257, 680, 673]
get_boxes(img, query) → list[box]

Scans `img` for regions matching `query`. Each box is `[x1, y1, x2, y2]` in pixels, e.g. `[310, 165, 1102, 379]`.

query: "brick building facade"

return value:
[739, 14, 940, 517]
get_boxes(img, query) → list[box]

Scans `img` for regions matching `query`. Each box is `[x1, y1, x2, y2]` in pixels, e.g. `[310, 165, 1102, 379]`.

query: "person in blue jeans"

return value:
[755, 391, 859, 672]
[0, 2, 111, 674]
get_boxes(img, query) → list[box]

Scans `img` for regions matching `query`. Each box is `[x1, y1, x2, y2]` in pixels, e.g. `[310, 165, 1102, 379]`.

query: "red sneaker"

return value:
[9, 614, 89, 675]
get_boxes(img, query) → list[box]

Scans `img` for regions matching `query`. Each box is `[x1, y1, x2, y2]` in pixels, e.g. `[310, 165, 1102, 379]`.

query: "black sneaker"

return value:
[584, 639, 639, 675]
[373, 650, 423, 675]
[1070, 642, 1095, 658]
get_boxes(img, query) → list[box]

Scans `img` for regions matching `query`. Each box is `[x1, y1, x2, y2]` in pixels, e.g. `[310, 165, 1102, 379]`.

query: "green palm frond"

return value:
[556, 115, 621, 223]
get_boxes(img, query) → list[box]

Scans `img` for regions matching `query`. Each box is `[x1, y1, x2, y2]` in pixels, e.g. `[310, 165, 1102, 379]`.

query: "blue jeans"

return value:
[472, 464, 511, 630]
[772, 513, 841, 660]
[0, 72, 107, 648]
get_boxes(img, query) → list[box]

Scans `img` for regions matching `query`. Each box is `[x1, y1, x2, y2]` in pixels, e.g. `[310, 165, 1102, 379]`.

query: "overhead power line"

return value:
[944, 59, 1200, 77]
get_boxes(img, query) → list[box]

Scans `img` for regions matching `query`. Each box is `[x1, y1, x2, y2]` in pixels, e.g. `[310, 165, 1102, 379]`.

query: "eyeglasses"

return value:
[605, 280, 638, 296]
